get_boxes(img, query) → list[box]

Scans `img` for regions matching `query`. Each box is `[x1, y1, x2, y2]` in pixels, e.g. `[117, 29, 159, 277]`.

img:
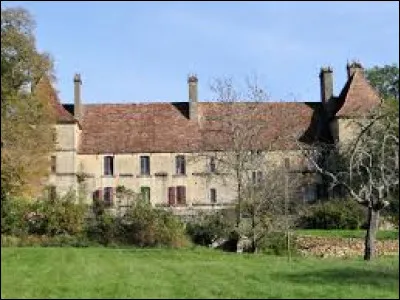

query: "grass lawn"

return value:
[296, 229, 399, 240]
[1, 247, 399, 299]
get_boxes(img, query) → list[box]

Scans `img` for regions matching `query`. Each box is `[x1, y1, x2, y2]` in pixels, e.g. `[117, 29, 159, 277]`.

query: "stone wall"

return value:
[297, 236, 399, 258]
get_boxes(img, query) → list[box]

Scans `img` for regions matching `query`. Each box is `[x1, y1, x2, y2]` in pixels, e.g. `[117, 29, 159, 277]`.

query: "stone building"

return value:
[40, 62, 381, 213]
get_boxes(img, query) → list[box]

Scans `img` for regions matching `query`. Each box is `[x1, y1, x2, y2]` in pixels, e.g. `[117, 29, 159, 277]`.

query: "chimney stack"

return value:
[346, 61, 363, 78]
[188, 74, 198, 120]
[319, 66, 333, 104]
[73, 73, 82, 121]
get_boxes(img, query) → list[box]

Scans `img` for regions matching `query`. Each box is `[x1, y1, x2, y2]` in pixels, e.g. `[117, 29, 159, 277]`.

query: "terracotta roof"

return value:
[78, 101, 321, 154]
[335, 70, 381, 117]
[36, 76, 75, 123]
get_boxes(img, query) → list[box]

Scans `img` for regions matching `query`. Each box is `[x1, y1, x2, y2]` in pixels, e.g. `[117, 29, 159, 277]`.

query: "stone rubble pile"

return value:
[297, 236, 399, 258]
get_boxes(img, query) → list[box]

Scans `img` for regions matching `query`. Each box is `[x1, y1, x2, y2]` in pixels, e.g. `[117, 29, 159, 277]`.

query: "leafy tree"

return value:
[365, 64, 399, 101]
[1, 7, 56, 199]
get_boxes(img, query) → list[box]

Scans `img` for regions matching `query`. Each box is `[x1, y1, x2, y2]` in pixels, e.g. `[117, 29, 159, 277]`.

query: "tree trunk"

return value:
[236, 178, 242, 227]
[364, 206, 380, 261]
[251, 208, 256, 253]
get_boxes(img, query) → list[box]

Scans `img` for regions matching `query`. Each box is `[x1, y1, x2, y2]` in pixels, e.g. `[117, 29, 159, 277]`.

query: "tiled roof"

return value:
[78, 102, 320, 154]
[335, 70, 381, 117]
[36, 77, 75, 123]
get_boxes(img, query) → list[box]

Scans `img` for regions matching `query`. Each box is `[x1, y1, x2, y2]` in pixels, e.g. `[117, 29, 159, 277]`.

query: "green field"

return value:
[296, 229, 399, 240]
[1, 247, 398, 299]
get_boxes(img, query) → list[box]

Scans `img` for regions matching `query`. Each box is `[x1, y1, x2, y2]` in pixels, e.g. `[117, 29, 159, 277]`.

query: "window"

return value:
[51, 156, 56, 173]
[141, 186, 151, 202]
[303, 184, 316, 202]
[176, 155, 186, 175]
[140, 156, 150, 175]
[104, 156, 114, 176]
[177, 186, 186, 205]
[93, 189, 103, 202]
[251, 150, 263, 162]
[209, 157, 216, 173]
[252, 171, 263, 185]
[168, 186, 186, 206]
[210, 188, 217, 203]
[104, 187, 113, 206]
[284, 158, 290, 169]
[168, 187, 176, 206]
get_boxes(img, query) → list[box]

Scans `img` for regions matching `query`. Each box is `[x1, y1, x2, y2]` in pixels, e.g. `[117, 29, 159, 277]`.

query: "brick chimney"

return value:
[73, 73, 82, 121]
[346, 61, 363, 78]
[319, 66, 333, 104]
[188, 74, 198, 120]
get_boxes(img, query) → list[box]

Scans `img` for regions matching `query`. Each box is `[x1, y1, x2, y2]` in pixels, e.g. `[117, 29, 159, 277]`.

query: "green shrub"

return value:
[1, 197, 32, 236]
[31, 191, 87, 236]
[118, 200, 189, 248]
[85, 212, 119, 246]
[185, 210, 236, 246]
[258, 232, 299, 256]
[298, 199, 367, 230]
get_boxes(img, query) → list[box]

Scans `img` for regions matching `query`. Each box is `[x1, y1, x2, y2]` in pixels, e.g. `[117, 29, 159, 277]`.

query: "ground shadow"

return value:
[276, 266, 399, 289]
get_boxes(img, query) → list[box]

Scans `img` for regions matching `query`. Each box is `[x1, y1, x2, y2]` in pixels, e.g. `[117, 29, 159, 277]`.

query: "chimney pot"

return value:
[319, 66, 334, 104]
[74, 73, 82, 121]
[188, 74, 198, 121]
[347, 60, 363, 78]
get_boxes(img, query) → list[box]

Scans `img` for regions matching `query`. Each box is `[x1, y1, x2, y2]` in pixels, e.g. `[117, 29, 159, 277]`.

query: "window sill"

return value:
[119, 173, 134, 177]
[172, 174, 187, 178]
[101, 175, 116, 178]
[136, 174, 152, 178]
[155, 172, 168, 177]
[191, 172, 227, 176]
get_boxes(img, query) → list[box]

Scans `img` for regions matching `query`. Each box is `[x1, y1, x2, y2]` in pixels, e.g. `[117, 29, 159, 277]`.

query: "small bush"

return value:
[118, 200, 189, 248]
[186, 210, 236, 246]
[258, 232, 299, 256]
[30, 191, 87, 236]
[1, 197, 31, 236]
[298, 199, 367, 230]
[85, 212, 119, 246]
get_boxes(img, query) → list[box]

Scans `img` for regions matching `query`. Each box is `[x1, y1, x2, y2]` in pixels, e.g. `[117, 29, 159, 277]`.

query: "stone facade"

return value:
[45, 62, 381, 212]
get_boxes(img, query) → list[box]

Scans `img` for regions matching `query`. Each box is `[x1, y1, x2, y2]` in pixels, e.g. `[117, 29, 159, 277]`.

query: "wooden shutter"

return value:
[168, 187, 175, 206]
[177, 186, 186, 205]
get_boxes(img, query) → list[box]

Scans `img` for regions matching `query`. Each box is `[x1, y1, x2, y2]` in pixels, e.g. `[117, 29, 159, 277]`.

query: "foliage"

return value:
[1, 7, 56, 198]
[119, 200, 189, 248]
[28, 191, 87, 236]
[185, 210, 236, 246]
[1, 191, 87, 238]
[85, 212, 119, 246]
[298, 199, 367, 230]
[258, 231, 299, 256]
[1, 196, 31, 236]
[365, 64, 399, 101]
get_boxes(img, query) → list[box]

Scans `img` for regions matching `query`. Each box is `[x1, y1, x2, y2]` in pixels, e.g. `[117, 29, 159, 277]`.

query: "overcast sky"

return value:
[3, 1, 399, 104]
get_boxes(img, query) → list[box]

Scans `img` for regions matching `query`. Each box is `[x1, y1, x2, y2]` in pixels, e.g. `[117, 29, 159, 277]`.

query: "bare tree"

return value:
[198, 76, 273, 228]
[240, 161, 302, 254]
[298, 103, 399, 260]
